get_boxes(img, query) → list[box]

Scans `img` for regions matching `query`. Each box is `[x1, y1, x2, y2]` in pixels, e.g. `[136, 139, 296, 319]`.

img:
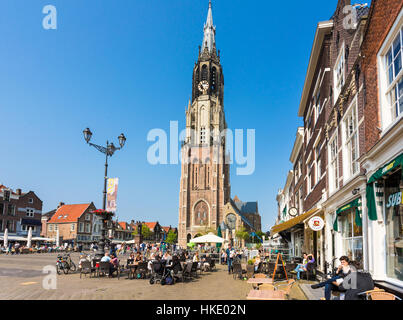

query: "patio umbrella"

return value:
[55, 229, 60, 247]
[4, 228, 8, 248]
[191, 233, 224, 244]
[27, 227, 32, 248]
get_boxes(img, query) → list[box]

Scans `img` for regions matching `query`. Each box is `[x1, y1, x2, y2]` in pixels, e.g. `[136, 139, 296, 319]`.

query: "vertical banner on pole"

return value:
[106, 178, 119, 212]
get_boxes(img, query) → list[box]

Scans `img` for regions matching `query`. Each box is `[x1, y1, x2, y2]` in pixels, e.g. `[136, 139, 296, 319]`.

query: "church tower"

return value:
[178, 1, 230, 247]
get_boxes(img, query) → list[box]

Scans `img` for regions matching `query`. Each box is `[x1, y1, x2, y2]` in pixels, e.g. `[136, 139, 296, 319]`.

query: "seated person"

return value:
[78, 254, 89, 270]
[101, 252, 111, 263]
[202, 253, 211, 271]
[254, 255, 262, 272]
[338, 260, 374, 300]
[162, 251, 172, 264]
[292, 253, 308, 279]
[311, 256, 351, 300]
[109, 254, 119, 275]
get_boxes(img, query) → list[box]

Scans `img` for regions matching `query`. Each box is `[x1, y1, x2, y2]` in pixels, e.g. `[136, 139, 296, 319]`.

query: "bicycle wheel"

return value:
[70, 261, 77, 272]
[63, 262, 69, 274]
[56, 263, 62, 275]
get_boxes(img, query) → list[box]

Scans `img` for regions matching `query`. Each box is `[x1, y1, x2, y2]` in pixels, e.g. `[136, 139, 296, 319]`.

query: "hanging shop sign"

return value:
[308, 216, 325, 231]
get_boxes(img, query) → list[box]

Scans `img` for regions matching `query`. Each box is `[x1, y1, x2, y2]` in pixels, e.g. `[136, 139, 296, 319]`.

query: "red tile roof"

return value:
[48, 204, 91, 223]
[118, 222, 128, 230]
[144, 222, 157, 231]
[162, 226, 170, 233]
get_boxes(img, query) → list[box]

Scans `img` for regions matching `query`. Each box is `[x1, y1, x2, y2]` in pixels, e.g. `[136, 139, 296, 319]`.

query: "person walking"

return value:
[225, 245, 234, 274]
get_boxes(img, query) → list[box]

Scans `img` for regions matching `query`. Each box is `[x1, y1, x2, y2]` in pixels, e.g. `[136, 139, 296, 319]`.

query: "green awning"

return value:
[333, 197, 362, 232]
[366, 153, 403, 221]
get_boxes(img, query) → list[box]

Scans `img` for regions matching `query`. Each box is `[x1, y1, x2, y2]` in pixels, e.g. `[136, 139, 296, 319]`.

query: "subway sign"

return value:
[386, 192, 402, 208]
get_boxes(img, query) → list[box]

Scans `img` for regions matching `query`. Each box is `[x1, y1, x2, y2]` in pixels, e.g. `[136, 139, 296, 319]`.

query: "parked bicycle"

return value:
[56, 253, 77, 274]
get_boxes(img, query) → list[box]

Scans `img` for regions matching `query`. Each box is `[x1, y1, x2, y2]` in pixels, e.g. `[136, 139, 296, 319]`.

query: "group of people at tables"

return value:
[78, 249, 214, 278]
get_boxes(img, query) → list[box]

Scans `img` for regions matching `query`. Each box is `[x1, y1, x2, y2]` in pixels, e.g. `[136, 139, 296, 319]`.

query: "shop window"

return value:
[340, 208, 363, 264]
[384, 169, 403, 281]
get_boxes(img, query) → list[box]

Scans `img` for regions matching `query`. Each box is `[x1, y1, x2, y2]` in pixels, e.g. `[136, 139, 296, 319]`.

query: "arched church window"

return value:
[202, 65, 208, 81]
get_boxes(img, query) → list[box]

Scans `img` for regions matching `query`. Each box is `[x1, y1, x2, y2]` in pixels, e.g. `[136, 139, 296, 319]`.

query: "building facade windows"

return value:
[79, 222, 84, 233]
[334, 44, 345, 103]
[340, 208, 363, 264]
[7, 204, 15, 216]
[71, 224, 75, 231]
[384, 169, 403, 282]
[385, 26, 403, 122]
[343, 97, 359, 180]
[329, 134, 339, 193]
[48, 224, 53, 232]
[0, 203, 4, 215]
[21, 225, 36, 232]
[26, 208, 34, 217]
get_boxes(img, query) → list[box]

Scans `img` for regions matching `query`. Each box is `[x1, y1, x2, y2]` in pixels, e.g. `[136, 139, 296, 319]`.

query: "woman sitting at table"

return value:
[109, 254, 119, 276]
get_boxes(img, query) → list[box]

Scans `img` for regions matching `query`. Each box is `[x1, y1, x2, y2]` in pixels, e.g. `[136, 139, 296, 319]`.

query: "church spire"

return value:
[202, 0, 216, 54]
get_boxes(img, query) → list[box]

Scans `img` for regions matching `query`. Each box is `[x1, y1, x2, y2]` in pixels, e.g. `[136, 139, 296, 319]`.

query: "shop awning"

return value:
[271, 208, 320, 235]
[333, 197, 362, 232]
[366, 153, 403, 221]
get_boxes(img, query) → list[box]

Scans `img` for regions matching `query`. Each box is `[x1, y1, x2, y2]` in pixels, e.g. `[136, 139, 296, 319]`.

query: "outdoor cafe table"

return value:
[246, 289, 284, 300]
[247, 278, 273, 284]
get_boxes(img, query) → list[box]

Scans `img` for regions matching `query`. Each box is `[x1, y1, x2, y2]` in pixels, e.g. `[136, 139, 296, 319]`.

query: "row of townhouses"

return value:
[1, 185, 177, 246]
[41, 203, 177, 246]
[272, 0, 403, 293]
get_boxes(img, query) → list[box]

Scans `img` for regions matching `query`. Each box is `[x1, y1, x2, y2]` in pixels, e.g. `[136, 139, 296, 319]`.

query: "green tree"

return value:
[132, 224, 152, 239]
[235, 227, 250, 243]
[166, 230, 178, 244]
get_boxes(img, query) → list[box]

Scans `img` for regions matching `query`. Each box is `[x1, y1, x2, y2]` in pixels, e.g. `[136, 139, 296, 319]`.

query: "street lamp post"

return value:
[83, 128, 126, 258]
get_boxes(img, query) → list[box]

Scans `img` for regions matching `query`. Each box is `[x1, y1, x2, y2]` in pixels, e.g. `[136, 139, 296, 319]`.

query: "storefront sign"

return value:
[308, 216, 325, 231]
[386, 192, 402, 208]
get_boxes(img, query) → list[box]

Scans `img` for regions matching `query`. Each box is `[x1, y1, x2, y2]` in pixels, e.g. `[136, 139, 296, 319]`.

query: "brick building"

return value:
[360, 0, 403, 290]
[46, 203, 96, 247]
[177, 2, 261, 247]
[272, 0, 403, 292]
[0, 185, 43, 237]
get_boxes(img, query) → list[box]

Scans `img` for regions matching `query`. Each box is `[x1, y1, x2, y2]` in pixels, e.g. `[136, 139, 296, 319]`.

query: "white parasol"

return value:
[4, 228, 8, 248]
[55, 229, 60, 247]
[191, 232, 225, 244]
[27, 227, 32, 248]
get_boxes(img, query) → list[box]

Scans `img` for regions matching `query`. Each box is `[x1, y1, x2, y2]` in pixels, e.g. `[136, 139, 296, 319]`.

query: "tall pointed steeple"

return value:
[201, 0, 216, 54]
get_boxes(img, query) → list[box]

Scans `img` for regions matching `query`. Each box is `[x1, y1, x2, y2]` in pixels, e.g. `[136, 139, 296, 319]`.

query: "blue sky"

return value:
[0, 0, 368, 231]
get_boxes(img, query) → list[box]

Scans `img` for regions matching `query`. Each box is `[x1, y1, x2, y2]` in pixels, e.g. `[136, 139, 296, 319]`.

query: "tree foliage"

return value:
[166, 230, 178, 244]
[132, 224, 152, 239]
[235, 227, 250, 242]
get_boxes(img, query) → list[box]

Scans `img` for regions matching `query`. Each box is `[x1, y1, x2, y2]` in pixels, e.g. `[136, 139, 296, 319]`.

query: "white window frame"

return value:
[328, 133, 339, 194]
[334, 43, 346, 104]
[28, 198, 33, 204]
[378, 10, 403, 132]
[48, 224, 53, 232]
[79, 222, 84, 233]
[54, 224, 58, 231]
[71, 224, 75, 231]
[342, 96, 360, 183]
[85, 223, 91, 233]
[26, 208, 35, 217]
[85, 213, 91, 221]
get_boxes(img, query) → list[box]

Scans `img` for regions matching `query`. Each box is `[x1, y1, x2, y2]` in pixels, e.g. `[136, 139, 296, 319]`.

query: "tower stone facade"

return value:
[178, 2, 230, 247]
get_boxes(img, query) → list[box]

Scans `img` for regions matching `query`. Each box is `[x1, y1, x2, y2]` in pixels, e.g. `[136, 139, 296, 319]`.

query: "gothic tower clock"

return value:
[178, 1, 230, 247]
